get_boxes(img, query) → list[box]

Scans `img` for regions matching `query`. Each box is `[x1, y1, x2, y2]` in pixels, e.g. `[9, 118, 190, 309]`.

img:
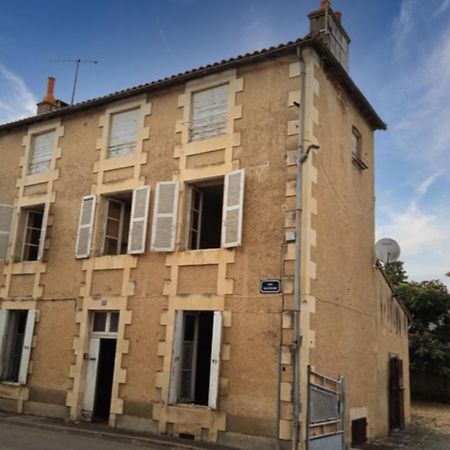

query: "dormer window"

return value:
[107, 108, 139, 158]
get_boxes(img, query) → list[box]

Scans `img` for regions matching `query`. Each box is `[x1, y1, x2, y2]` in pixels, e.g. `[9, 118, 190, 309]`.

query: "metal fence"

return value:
[306, 367, 345, 450]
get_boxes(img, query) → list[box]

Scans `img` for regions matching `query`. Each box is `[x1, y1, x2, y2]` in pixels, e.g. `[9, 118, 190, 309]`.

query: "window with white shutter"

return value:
[222, 169, 245, 248]
[75, 195, 96, 259]
[151, 182, 179, 252]
[28, 131, 55, 175]
[191, 84, 228, 142]
[0, 205, 14, 261]
[107, 108, 139, 158]
[0, 309, 36, 384]
[169, 310, 222, 408]
[128, 186, 151, 254]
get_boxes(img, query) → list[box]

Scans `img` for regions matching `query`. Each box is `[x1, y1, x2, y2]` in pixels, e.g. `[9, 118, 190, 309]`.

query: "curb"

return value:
[0, 415, 230, 450]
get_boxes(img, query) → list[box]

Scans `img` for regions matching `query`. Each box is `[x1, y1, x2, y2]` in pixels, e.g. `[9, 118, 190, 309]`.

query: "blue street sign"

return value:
[260, 279, 282, 294]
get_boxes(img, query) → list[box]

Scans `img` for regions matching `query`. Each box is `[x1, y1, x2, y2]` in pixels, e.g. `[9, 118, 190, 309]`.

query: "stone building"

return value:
[0, 2, 410, 449]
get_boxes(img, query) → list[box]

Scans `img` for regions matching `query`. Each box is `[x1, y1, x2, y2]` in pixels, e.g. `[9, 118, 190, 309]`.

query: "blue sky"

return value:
[1, 0, 449, 286]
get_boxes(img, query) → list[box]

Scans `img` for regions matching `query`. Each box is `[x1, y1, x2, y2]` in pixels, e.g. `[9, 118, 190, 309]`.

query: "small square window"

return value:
[92, 312, 107, 332]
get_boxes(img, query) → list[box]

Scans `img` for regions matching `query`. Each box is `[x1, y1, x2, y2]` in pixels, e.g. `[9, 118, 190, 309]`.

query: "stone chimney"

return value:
[36, 77, 68, 115]
[307, 1, 351, 71]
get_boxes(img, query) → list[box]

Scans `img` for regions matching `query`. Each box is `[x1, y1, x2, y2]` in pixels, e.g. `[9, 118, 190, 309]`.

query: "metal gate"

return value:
[306, 367, 345, 450]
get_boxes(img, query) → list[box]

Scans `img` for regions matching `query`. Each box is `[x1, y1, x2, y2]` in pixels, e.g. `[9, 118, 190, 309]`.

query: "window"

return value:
[190, 84, 228, 142]
[91, 311, 119, 335]
[17, 203, 49, 262]
[352, 127, 368, 170]
[186, 180, 223, 250]
[107, 108, 139, 158]
[28, 131, 55, 175]
[102, 195, 131, 256]
[0, 205, 14, 261]
[0, 310, 36, 384]
[169, 311, 222, 408]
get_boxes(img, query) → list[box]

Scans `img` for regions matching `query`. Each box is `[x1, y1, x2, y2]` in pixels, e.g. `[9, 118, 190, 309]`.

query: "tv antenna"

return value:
[375, 238, 401, 265]
[50, 59, 98, 105]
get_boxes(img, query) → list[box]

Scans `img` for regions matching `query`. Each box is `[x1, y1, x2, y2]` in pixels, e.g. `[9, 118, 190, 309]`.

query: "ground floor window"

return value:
[0, 309, 36, 384]
[169, 310, 222, 409]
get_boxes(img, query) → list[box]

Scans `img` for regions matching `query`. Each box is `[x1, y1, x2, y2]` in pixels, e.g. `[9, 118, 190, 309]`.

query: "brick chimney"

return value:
[36, 77, 68, 115]
[307, 1, 350, 71]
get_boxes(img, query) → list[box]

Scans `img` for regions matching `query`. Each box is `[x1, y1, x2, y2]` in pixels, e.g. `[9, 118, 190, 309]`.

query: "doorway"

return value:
[81, 311, 119, 422]
[389, 356, 405, 431]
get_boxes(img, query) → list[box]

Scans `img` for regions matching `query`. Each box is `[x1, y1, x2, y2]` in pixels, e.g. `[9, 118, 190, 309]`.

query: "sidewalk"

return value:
[0, 411, 233, 450]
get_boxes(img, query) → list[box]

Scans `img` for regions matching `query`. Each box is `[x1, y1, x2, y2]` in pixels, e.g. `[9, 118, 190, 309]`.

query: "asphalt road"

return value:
[0, 422, 160, 450]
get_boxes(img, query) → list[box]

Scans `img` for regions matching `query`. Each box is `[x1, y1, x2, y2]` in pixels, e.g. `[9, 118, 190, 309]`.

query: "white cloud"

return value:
[0, 63, 36, 124]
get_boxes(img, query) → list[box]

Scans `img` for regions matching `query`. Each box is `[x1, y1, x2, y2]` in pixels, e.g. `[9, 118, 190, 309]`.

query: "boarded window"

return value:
[191, 84, 228, 142]
[151, 182, 179, 252]
[0, 205, 14, 261]
[108, 108, 139, 158]
[28, 131, 55, 175]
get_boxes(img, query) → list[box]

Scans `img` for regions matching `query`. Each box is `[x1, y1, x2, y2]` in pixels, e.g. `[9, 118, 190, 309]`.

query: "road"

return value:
[0, 422, 162, 450]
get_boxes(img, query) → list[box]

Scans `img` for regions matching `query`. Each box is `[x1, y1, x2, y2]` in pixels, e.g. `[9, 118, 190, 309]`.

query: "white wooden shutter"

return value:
[191, 84, 228, 142]
[169, 310, 184, 404]
[128, 186, 151, 254]
[108, 109, 139, 158]
[81, 337, 100, 421]
[29, 131, 54, 175]
[0, 310, 9, 379]
[208, 311, 223, 409]
[222, 169, 245, 248]
[37, 202, 50, 261]
[151, 182, 179, 252]
[0, 205, 14, 261]
[75, 195, 96, 259]
[18, 309, 36, 385]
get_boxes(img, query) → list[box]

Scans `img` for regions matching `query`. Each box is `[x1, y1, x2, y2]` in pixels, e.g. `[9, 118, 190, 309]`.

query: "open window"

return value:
[28, 130, 55, 175]
[107, 108, 139, 158]
[16, 203, 49, 262]
[186, 179, 224, 250]
[0, 310, 36, 384]
[169, 311, 222, 408]
[190, 84, 228, 142]
[101, 193, 132, 256]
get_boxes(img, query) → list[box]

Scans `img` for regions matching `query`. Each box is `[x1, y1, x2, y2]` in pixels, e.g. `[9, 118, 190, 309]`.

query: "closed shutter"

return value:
[169, 310, 184, 404]
[151, 182, 179, 252]
[0, 205, 14, 261]
[37, 202, 50, 261]
[75, 195, 96, 259]
[18, 310, 36, 385]
[128, 186, 151, 254]
[222, 169, 245, 248]
[29, 131, 54, 175]
[191, 84, 228, 142]
[208, 311, 223, 409]
[108, 108, 139, 158]
[0, 310, 9, 379]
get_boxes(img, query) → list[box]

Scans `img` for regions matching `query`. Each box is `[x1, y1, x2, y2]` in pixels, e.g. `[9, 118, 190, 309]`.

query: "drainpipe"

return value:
[292, 46, 307, 450]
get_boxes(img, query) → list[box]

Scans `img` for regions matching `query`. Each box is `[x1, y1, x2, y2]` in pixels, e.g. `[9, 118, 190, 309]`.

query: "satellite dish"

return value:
[375, 238, 401, 264]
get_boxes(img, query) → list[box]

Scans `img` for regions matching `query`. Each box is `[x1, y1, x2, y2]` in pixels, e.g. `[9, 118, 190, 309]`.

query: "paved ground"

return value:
[0, 422, 159, 450]
[360, 402, 450, 450]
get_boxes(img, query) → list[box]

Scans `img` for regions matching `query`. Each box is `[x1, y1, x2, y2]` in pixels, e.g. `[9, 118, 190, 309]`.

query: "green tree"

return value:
[384, 260, 408, 286]
[397, 280, 450, 376]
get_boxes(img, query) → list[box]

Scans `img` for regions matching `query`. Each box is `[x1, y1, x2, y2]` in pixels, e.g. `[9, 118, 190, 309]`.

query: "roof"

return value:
[0, 36, 386, 132]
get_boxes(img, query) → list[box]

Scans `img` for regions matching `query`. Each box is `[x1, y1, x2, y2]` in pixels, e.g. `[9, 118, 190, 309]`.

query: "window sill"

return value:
[0, 381, 21, 386]
[352, 155, 369, 170]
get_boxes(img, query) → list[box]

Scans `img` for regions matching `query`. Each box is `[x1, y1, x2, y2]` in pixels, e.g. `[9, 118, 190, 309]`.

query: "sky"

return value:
[0, 0, 449, 287]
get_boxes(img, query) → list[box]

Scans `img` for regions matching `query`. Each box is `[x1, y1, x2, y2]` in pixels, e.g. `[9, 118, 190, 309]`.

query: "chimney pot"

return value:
[335, 11, 342, 22]
[320, 0, 331, 10]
